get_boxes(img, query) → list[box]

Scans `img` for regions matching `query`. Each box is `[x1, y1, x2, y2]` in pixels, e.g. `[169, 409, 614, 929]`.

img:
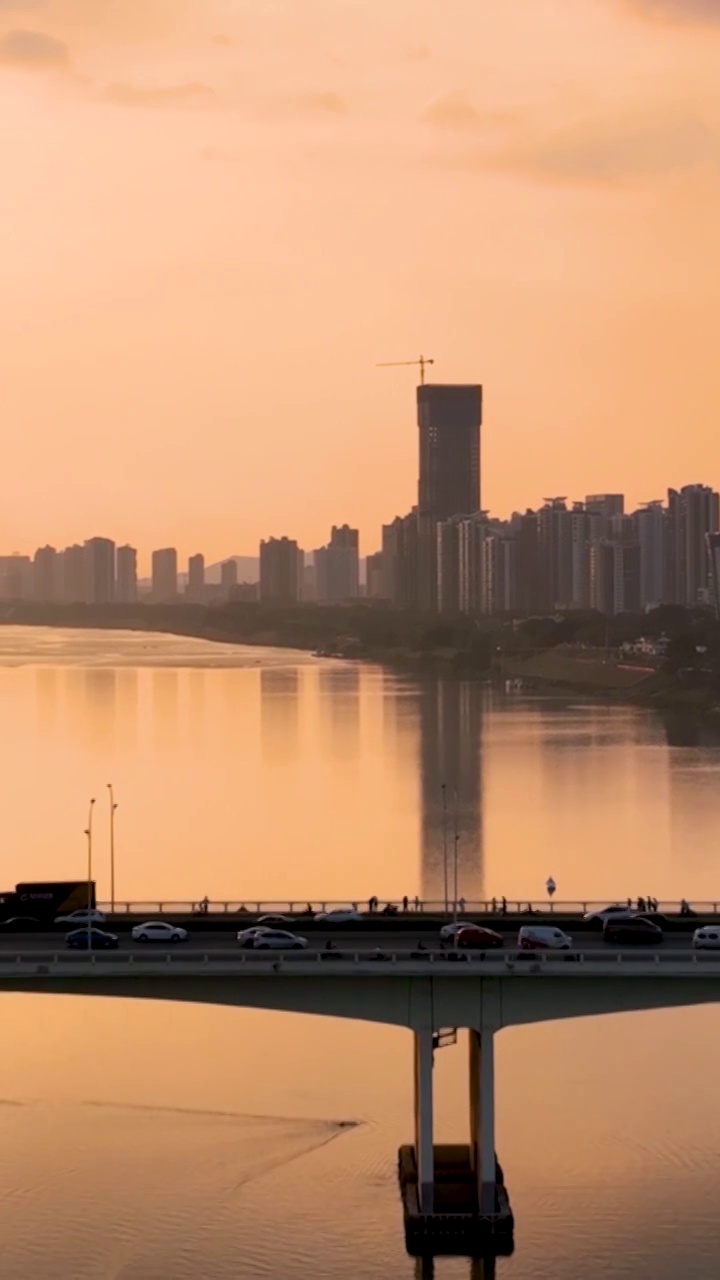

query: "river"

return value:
[0, 626, 719, 1279]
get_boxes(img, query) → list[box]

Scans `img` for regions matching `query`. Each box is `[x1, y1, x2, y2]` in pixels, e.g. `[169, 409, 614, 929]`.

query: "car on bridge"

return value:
[131, 921, 188, 944]
[439, 920, 483, 942]
[583, 905, 636, 925]
[66, 927, 118, 950]
[244, 930, 308, 951]
[314, 909, 363, 923]
[455, 926, 504, 950]
[693, 926, 720, 949]
[257, 914, 294, 925]
[518, 926, 573, 950]
[237, 926, 274, 947]
[603, 917, 663, 945]
[56, 907, 106, 927]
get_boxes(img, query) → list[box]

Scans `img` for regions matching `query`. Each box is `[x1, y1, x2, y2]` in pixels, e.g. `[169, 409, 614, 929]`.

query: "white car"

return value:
[314, 909, 362, 923]
[249, 930, 308, 950]
[237, 926, 273, 946]
[517, 925, 573, 950]
[131, 921, 188, 944]
[583, 905, 636, 925]
[693, 927, 720, 949]
[55, 907, 106, 926]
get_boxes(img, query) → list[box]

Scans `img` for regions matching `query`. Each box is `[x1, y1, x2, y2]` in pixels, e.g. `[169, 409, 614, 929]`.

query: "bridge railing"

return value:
[4, 948, 720, 969]
[95, 899, 720, 918]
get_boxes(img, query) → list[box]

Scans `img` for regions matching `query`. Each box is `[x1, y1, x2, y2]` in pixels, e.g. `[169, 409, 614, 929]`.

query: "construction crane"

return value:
[376, 355, 435, 384]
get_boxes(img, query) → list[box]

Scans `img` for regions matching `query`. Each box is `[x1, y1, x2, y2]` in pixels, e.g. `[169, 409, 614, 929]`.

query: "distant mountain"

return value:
[204, 556, 259, 584]
[138, 555, 260, 591]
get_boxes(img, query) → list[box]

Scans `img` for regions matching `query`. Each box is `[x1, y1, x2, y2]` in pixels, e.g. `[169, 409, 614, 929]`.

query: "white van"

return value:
[517, 925, 573, 950]
[693, 926, 720, 950]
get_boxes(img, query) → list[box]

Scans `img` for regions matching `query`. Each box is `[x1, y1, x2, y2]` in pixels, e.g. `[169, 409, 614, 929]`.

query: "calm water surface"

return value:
[1, 626, 719, 1279]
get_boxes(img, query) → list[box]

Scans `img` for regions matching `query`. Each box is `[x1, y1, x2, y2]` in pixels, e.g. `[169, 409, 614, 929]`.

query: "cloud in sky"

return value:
[0, 27, 68, 65]
[295, 91, 347, 116]
[422, 93, 517, 133]
[483, 112, 720, 185]
[103, 80, 212, 107]
[620, 0, 720, 22]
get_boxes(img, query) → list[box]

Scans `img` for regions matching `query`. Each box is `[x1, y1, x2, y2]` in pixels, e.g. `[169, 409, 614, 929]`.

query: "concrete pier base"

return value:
[397, 1144, 514, 1257]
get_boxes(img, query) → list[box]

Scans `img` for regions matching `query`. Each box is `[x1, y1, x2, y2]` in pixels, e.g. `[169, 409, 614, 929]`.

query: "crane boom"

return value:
[376, 355, 435, 384]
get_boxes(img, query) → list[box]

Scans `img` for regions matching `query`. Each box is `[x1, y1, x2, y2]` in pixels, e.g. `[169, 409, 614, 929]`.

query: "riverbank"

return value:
[0, 601, 497, 674]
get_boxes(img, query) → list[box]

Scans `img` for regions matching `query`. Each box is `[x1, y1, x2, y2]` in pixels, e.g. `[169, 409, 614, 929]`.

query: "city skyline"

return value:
[1, 2, 719, 558]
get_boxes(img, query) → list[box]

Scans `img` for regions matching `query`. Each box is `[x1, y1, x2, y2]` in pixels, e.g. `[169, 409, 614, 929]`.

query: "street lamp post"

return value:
[85, 798, 96, 951]
[452, 787, 460, 923]
[107, 784, 117, 913]
[441, 784, 448, 915]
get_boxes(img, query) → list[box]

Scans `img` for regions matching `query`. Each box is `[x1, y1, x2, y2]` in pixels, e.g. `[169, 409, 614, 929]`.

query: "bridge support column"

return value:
[469, 1028, 495, 1214]
[413, 1029, 434, 1213]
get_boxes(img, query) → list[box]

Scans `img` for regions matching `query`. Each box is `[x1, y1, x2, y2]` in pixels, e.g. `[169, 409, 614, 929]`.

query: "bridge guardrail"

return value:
[2, 948, 720, 971]
[95, 899, 720, 919]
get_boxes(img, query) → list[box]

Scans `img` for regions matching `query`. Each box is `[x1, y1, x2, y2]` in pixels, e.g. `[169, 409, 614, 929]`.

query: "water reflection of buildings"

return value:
[260, 667, 300, 763]
[83, 668, 117, 756]
[419, 679, 484, 902]
[318, 664, 361, 761]
[151, 669, 179, 750]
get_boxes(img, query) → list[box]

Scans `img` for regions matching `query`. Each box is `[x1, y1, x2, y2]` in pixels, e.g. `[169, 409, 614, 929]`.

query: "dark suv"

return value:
[603, 917, 663, 945]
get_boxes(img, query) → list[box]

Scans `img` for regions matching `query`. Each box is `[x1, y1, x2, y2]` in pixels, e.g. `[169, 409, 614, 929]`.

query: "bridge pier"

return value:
[468, 1029, 496, 1214]
[413, 1029, 435, 1213]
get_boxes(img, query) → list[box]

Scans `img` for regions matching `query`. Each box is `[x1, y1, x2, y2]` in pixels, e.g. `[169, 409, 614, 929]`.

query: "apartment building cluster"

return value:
[376, 486, 720, 617]
[258, 524, 360, 604]
[0, 539, 255, 605]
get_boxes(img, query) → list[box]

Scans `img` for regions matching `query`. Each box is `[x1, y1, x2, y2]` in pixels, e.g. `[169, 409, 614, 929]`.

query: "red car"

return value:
[455, 926, 504, 950]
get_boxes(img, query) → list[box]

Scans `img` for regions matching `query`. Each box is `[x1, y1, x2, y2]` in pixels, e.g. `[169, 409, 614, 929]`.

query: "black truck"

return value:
[0, 881, 96, 924]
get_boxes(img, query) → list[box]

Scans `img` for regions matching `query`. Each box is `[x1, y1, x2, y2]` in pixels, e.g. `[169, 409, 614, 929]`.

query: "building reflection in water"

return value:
[151, 669, 179, 751]
[114, 669, 138, 752]
[260, 667, 300, 764]
[34, 668, 58, 737]
[186, 669, 206, 749]
[318, 664, 361, 762]
[418, 678, 484, 903]
[83, 668, 117, 756]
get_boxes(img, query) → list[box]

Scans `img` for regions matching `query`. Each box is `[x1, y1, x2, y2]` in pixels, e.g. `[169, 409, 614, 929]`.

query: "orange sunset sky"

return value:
[1, 0, 719, 567]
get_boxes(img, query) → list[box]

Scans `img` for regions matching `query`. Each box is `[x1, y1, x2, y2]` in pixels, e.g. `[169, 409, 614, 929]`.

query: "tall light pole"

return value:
[452, 787, 460, 923]
[85, 798, 96, 950]
[441, 784, 448, 915]
[107, 784, 117, 913]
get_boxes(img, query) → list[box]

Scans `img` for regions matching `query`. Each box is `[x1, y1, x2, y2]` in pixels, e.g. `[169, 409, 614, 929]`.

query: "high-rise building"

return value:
[667, 484, 720, 606]
[221, 559, 238, 595]
[634, 501, 666, 608]
[707, 532, 720, 617]
[151, 547, 178, 601]
[0, 555, 32, 600]
[536, 499, 568, 610]
[187, 553, 205, 600]
[585, 494, 625, 522]
[33, 545, 58, 602]
[84, 537, 115, 604]
[381, 514, 418, 608]
[314, 525, 359, 603]
[436, 519, 461, 615]
[116, 545, 138, 603]
[259, 536, 302, 603]
[417, 384, 482, 519]
[481, 535, 514, 615]
[511, 511, 543, 614]
[589, 541, 640, 615]
[61, 544, 85, 603]
[365, 552, 384, 599]
[457, 515, 487, 615]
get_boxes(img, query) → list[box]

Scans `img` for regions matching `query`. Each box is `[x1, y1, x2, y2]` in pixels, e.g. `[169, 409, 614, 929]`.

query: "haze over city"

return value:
[1, 0, 720, 562]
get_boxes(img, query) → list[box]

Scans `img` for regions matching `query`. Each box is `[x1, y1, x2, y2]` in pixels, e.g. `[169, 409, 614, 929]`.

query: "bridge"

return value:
[3, 925, 720, 1255]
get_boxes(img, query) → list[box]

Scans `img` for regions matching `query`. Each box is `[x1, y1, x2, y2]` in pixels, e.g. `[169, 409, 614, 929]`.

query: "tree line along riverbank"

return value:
[1, 600, 720, 714]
